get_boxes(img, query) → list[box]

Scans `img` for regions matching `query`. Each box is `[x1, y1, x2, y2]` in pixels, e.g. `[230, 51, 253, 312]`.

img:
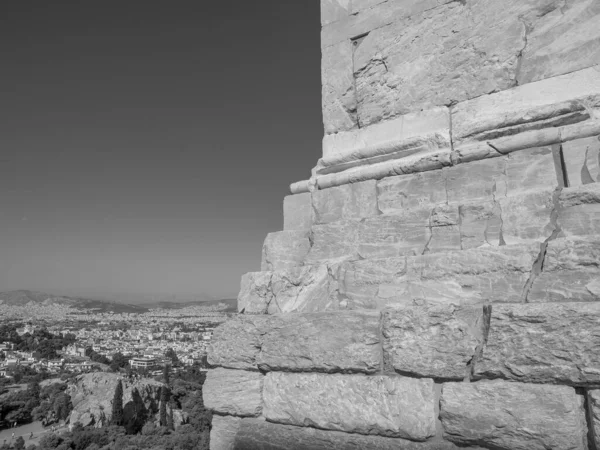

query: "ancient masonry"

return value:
[204, 0, 600, 449]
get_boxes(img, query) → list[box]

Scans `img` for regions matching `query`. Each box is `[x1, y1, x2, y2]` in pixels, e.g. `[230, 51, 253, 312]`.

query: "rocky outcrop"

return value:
[68, 372, 164, 430]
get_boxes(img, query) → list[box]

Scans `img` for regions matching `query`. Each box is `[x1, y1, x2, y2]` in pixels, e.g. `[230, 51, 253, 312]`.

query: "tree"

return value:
[159, 386, 169, 427]
[163, 365, 170, 385]
[14, 436, 25, 450]
[110, 352, 129, 372]
[164, 348, 179, 367]
[111, 380, 124, 426]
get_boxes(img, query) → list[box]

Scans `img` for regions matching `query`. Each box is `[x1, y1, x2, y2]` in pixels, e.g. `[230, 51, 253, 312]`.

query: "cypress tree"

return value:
[159, 385, 169, 427]
[163, 364, 170, 385]
[111, 380, 124, 426]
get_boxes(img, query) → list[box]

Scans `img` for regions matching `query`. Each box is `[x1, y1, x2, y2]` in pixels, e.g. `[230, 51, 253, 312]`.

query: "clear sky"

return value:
[0, 2, 322, 302]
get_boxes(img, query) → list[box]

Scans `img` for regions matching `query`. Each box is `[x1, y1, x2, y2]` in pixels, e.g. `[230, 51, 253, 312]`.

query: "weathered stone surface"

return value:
[211, 415, 241, 450]
[207, 315, 270, 370]
[322, 40, 356, 134]
[257, 310, 381, 374]
[263, 372, 436, 440]
[312, 180, 378, 224]
[340, 244, 539, 308]
[203, 368, 263, 417]
[382, 302, 488, 380]
[353, 0, 549, 128]
[306, 220, 361, 263]
[459, 201, 504, 249]
[320, 0, 350, 26]
[499, 189, 556, 245]
[589, 389, 600, 449]
[474, 302, 600, 385]
[238, 266, 339, 314]
[453, 65, 600, 144]
[378, 169, 446, 214]
[528, 236, 600, 302]
[234, 418, 482, 450]
[283, 193, 312, 231]
[68, 372, 164, 430]
[440, 380, 588, 450]
[261, 230, 310, 271]
[558, 183, 600, 237]
[563, 136, 600, 187]
[517, 0, 600, 85]
[320, 107, 450, 168]
[208, 311, 381, 374]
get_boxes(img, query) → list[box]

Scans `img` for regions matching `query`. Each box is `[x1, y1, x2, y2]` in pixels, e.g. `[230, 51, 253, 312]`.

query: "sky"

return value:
[0, 2, 323, 302]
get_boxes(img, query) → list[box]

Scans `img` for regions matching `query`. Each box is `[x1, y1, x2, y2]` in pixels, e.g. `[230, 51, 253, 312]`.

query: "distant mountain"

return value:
[0, 290, 237, 314]
[0, 290, 149, 314]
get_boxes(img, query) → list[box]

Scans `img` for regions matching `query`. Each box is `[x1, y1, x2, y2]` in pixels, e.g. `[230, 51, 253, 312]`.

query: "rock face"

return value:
[205, 0, 600, 447]
[68, 372, 164, 430]
[263, 372, 436, 441]
[440, 381, 588, 450]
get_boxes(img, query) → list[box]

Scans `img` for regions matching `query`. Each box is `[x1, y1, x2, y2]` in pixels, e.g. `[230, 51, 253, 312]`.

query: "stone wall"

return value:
[204, 0, 600, 448]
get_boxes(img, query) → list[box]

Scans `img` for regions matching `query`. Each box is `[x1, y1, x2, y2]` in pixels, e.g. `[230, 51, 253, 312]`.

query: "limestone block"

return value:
[563, 136, 600, 187]
[306, 220, 361, 263]
[261, 230, 310, 271]
[233, 418, 481, 450]
[210, 415, 241, 450]
[378, 169, 447, 214]
[474, 302, 600, 385]
[283, 193, 312, 231]
[320, 0, 350, 26]
[589, 390, 600, 449]
[322, 0, 456, 49]
[528, 236, 600, 302]
[499, 189, 556, 245]
[320, 107, 450, 169]
[453, 65, 600, 144]
[517, 0, 600, 85]
[207, 315, 270, 370]
[312, 180, 378, 224]
[263, 372, 436, 440]
[382, 302, 488, 380]
[340, 244, 538, 308]
[203, 368, 263, 417]
[558, 183, 600, 237]
[238, 266, 339, 314]
[358, 215, 431, 258]
[257, 310, 381, 374]
[440, 381, 588, 450]
[505, 145, 561, 194]
[427, 225, 461, 254]
[353, 0, 535, 128]
[446, 157, 506, 205]
[322, 40, 357, 134]
[458, 201, 503, 249]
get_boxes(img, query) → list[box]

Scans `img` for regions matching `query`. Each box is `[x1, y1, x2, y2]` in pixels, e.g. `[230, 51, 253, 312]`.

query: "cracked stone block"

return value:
[208, 311, 381, 374]
[339, 244, 538, 308]
[558, 183, 600, 237]
[426, 225, 461, 253]
[517, 0, 600, 85]
[261, 230, 311, 271]
[306, 220, 361, 263]
[505, 145, 561, 194]
[377, 169, 447, 214]
[320, 107, 450, 169]
[589, 390, 600, 449]
[320, 0, 350, 26]
[233, 418, 482, 450]
[562, 135, 600, 187]
[528, 236, 600, 302]
[256, 310, 381, 374]
[459, 201, 503, 249]
[203, 368, 263, 417]
[238, 266, 339, 314]
[358, 215, 430, 258]
[499, 189, 556, 245]
[207, 315, 270, 370]
[322, 40, 357, 134]
[353, 0, 534, 128]
[263, 372, 436, 440]
[440, 380, 588, 450]
[382, 302, 488, 380]
[210, 415, 241, 450]
[446, 157, 506, 205]
[283, 193, 312, 231]
[453, 65, 600, 144]
[474, 302, 600, 385]
[312, 179, 378, 224]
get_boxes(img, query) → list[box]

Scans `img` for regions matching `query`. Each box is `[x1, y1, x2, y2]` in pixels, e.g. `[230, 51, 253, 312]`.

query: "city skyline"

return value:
[0, 2, 322, 300]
